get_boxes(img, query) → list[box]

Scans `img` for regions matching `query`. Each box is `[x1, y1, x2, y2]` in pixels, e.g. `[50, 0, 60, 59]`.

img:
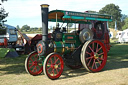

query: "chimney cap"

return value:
[40, 4, 49, 8]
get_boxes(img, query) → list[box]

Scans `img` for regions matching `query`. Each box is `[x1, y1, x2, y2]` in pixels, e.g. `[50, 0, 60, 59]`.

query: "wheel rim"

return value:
[85, 40, 107, 72]
[45, 54, 64, 79]
[27, 52, 43, 75]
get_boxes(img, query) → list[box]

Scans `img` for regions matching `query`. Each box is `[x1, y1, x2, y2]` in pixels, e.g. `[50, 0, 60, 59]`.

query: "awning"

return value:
[48, 10, 112, 23]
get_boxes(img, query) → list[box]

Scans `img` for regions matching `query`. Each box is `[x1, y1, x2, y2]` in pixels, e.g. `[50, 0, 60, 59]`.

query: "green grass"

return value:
[0, 55, 27, 75]
[0, 42, 128, 75]
[0, 43, 128, 85]
[106, 42, 128, 70]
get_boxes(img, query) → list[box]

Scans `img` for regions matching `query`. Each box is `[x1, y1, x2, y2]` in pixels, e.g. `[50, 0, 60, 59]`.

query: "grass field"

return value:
[0, 42, 128, 85]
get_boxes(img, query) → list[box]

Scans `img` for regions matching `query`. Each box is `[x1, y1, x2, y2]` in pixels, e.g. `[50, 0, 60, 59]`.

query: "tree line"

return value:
[16, 25, 42, 32]
[16, 23, 73, 32]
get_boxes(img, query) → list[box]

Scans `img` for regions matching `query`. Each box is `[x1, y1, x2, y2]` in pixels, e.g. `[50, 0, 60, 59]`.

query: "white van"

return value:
[0, 24, 18, 44]
[116, 29, 128, 43]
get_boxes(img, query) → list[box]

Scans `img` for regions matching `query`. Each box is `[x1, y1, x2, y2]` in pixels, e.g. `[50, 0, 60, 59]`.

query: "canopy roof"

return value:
[48, 10, 112, 23]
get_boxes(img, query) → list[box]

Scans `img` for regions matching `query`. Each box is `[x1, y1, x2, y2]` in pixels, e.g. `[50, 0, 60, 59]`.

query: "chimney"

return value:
[40, 4, 49, 48]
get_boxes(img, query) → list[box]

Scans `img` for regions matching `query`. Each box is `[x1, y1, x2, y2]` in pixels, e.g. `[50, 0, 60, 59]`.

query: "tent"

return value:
[117, 29, 128, 43]
[0, 48, 19, 58]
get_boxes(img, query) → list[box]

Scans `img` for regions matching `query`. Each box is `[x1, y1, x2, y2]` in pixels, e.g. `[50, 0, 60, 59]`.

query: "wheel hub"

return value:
[94, 53, 99, 59]
[51, 64, 58, 69]
[33, 61, 38, 66]
[54, 64, 58, 69]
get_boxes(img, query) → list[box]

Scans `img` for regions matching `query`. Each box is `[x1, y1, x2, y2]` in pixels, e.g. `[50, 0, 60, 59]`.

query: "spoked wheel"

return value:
[25, 51, 43, 76]
[81, 40, 107, 72]
[43, 53, 64, 80]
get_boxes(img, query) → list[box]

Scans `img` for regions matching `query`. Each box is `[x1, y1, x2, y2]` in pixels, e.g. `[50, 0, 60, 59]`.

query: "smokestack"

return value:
[36, 4, 50, 56]
[40, 4, 49, 43]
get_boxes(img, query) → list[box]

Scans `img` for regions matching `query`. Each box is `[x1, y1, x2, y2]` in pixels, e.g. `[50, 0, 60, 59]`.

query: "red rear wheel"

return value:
[25, 51, 43, 76]
[81, 40, 107, 72]
[43, 53, 64, 80]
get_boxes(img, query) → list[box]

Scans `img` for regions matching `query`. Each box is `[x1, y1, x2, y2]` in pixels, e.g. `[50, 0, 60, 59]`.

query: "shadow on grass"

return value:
[105, 43, 128, 70]
[60, 43, 128, 79]
[59, 67, 89, 80]
[0, 43, 128, 79]
[0, 54, 89, 79]
[0, 55, 27, 76]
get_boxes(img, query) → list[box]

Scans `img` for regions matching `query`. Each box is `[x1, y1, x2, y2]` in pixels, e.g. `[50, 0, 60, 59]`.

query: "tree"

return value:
[21, 25, 30, 32]
[99, 4, 122, 30]
[120, 14, 128, 29]
[121, 14, 128, 22]
[30, 27, 38, 31]
[16, 25, 20, 29]
[38, 27, 42, 31]
[0, 0, 8, 28]
[122, 18, 128, 30]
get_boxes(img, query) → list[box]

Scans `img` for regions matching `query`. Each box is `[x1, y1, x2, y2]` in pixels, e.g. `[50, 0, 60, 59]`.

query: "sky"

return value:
[1, 0, 128, 28]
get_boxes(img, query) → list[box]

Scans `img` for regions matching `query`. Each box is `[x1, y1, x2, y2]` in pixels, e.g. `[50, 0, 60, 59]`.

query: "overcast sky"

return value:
[2, 0, 128, 28]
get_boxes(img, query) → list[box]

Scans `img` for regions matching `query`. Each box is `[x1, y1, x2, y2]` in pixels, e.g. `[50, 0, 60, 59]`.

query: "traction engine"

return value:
[25, 4, 112, 80]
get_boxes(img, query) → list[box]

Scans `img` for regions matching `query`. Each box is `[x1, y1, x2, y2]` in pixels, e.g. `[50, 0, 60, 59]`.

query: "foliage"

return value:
[99, 3, 122, 30]
[121, 14, 128, 22]
[19, 24, 42, 33]
[120, 14, 128, 30]
[1, 0, 7, 2]
[30, 27, 38, 31]
[122, 18, 128, 30]
[0, 0, 8, 28]
[16, 25, 20, 29]
[38, 27, 42, 31]
[21, 25, 30, 32]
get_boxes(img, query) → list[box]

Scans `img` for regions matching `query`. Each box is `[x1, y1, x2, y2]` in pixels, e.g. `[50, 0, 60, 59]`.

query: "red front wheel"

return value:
[43, 53, 64, 80]
[81, 40, 107, 72]
[25, 51, 43, 76]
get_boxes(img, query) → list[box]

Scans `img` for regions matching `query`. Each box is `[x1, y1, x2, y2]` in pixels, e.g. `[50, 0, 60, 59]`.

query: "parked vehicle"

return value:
[117, 29, 128, 43]
[116, 31, 122, 39]
[25, 4, 112, 80]
[0, 24, 18, 46]
[0, 24, 42, 55]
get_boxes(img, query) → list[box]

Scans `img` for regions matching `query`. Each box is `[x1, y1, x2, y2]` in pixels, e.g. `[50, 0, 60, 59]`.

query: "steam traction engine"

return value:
[25, 4, 112, 80]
